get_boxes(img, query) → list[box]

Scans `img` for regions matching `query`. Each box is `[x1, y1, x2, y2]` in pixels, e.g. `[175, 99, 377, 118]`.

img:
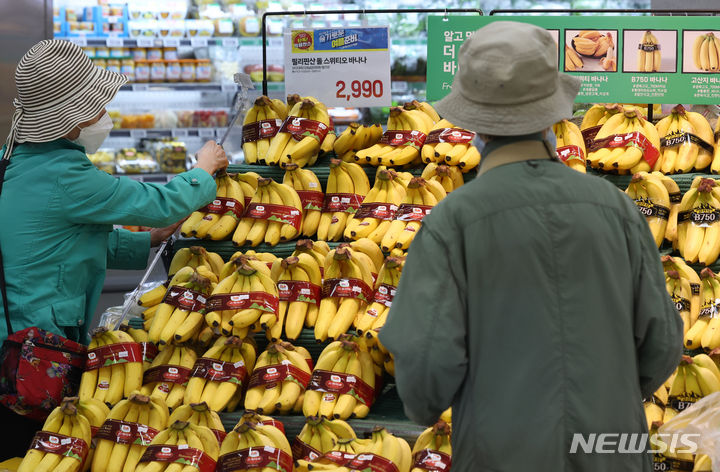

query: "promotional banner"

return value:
[284, 26, 391, 107]
[427, 15, 720, 104]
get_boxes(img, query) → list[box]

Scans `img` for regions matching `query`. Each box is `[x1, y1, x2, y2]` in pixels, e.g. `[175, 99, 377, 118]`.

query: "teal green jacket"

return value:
[0, 139, 215, 343]
[380, 141, 683, 471]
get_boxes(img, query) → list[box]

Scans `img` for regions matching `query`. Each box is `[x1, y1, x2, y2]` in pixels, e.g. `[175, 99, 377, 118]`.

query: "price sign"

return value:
[137, 38, 155, 47]
[284, 26, 391, 107]
[222, 38, 239, 48]
[163, 38, 180, 48]
[130, 129, 148, 139]
[69, 37, 87, 47]
[172, 129, 189, 138]
[190, 38, 209, 48]
[106, 37, 124, 47]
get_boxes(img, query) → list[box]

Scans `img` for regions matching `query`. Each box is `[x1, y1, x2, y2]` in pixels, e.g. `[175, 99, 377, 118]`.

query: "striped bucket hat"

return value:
[2, 39, 127, 159]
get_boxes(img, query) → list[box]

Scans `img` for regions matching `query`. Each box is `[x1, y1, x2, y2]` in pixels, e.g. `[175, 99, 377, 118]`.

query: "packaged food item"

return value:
[147, 47, 163, 61]
[121, 59, 135, 81]
[116, 148, 159, 174]
[155, 140, 188, 173]
[92, 58, 107, 70]
[131, 47, 147, 61]
[106, 58, 121, 74]
[88, 149, 116, 174]
[163, 47, 178, 60]
[128, 20, 157, 38]
[196, 59, 211, 81]
[180, 60, 196, 82]
[95, 46, 110, 58]
[237, 16, 260, 36]
[185, 19, 214, 37]
[135, 60, 150, 82]
[83, 47, 96, 57]
[109, 47, 124, 58]
[150, 60, 166, 82]
[166, 60, 181, 82]
[108, 110, 122, 129]
[214, 18, 234, 37]
[121, 47, 131, 57]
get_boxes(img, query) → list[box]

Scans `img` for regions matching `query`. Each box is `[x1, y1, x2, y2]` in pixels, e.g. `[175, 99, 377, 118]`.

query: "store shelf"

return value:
[591, 169, 713, 193]
[171, 239, 344, 260]
[119, 82, 241, 92]
[109, 127, 226, 139]
[59, 36, 284, 48]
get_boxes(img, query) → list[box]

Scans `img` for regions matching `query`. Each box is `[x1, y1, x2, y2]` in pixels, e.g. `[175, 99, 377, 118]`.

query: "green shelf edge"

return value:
[588, 169, 717, 193]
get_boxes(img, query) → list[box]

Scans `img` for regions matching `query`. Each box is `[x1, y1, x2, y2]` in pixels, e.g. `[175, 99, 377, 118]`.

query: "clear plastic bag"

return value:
[659, 392, 720, 470]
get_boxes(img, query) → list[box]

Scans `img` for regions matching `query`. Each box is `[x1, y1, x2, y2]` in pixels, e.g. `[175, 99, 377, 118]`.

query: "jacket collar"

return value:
[1, 138, 84, 158]
[478, 140, 558, 176]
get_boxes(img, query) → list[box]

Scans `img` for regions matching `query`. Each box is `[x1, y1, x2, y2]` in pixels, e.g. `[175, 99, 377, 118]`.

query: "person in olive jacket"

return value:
[380, 22, 683, 472]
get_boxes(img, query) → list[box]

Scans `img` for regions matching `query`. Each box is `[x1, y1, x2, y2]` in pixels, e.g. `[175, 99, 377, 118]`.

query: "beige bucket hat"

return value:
[435, 21, 581, 136]
[3, 40, 127, 159]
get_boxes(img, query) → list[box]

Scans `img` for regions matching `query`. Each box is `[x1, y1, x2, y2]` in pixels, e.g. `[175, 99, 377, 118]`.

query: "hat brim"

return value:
[14, 66, 127, 143]
[434, 73, 581, 136]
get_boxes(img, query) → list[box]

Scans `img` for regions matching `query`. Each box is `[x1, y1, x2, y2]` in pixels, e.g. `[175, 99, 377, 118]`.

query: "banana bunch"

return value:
[315, 246, 375, 342]
[303, 336, 376, 420]
[580, 103, 624, 133]
[18, 400, 92, 472]
[365, 329, 394, 376]
[231, 410, 286, 432]
[587, 107, 661, 173]
[78, 328, 143, 406]
[421, 118, 481, 169]
[355, 106, 433, 166]
[684, 269, 720, 349]
[293, 417, 357, 460]
[666, 270, 693, 337]
[217, 422, 293, 472]
[283, 163, 324, 237]
[145, 271, 215, 345]
[355, 257, 404, 333]
[218, 251, 276, 281]
[655, 105, 714, 174]
[649, 173, 682, 244]
[552, 119, 587, 173]
[381, 178, 446, 252]
[693, 33, 720, 72]
[179, 172, 246, 240]
[625, 172, 671, 248]
[233, 171, 259, 206]
[91, 393, 169, 472]
[266, 96, 331, 168]
[136, 420, 219, 472]
[421, 162, 465, 192]
[242, 95, 287, 165]
[637, 31, 662, 72]
[571, 30, 614, 58]
[119, 325, 157, 372]
[713, 118, 720, 174]
[643, 385, 667, 431]
[333, 123, 384, 163]
[411, 420, 452, 472]
[664, 356, 720, 421]
[661, 255, 701, 330]
[677, 178, 720, 265]
[695, 455, 713, 472]
[204, 262, 278, 338]
[140, 344, 197, 409]
[232, 177, 303, 247]
[168, 401, 225, 442]
[270, 252, 323, 341]
[565, 46, 584, 71]
[244, 341, 313, 414]
[344, 167, 405, 243]
[65, 397, 108, 472]
[184, 336, 257, 412]
[295, 426, 411, 472]
[318, 159, 370, 241]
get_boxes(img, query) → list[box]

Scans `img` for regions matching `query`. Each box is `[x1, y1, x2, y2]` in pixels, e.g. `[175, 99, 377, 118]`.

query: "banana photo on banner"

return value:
[683, 30, 720, 73]
[565, 30, 617, 72]
[622, 29, 678, 73]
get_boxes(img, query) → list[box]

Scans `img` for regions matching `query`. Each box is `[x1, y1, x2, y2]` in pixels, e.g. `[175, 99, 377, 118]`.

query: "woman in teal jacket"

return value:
[0, 39, 228, 454]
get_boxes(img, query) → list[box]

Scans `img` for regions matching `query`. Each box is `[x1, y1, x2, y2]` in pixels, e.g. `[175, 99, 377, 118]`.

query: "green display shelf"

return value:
[171, 239, 344, 260]
[589, 169, 716, 193]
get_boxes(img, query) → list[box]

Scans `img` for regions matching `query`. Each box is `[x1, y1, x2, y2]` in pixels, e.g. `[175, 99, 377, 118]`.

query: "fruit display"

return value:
[625, 172, 671, 248]
[355, 256, 404, 334]
[314, 246, 374, 342]
[381, 178, 446, 252]
[677, 178, 720, 265]
[115, 148, 158, 174]
[580, 103, 624, 135]
[217, 421, 292, 472]
[411, 420, 452, 472]
[137, 420, 219, 472]
[684, 268, 720, 349]
[92, 393, 169, 472]
[587, 106, 660, 173]
[271, 252, 323, 341]
[168, 401, 225, 443]
[78, 328, 143, 406]
[180, 172, 246, 240]
[265, 96, 331, 168]
[184, 336, 257, 412]
[421, 118, 481, 169]
[283, 164, 324, 237]
[302, 336, 376, 420]
[242, 96, 287, 165]
[244, 341, 313, 415]
[292, 417, 357, 460]
[637, 31, 662, 72]
[140, 344, 198, 410]
[318, 159, 371, 242]
[552, 119, 587, 173]
[421, 162, 465, 192]
[693, 33, 720, 72]
[655, 105, 714, 174]
[661, 355, 720, 423]
[88, 149, 116, 174]
[344, 168, 407, 243]
[666, 270, 693, 336]
[333, 123, 384, 163]
[231, 178, 303, 247]
[18, 400, 92, 472]
[661, 256, 700, 330]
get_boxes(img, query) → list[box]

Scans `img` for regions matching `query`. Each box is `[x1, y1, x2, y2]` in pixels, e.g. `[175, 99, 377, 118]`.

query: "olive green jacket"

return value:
[0, 139, 215, 343]
[380, 141, 683, 471]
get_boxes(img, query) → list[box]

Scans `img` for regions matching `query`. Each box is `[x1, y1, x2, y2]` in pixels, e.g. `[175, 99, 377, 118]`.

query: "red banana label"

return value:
[588, 131, 660, 168]
[307, 369, 374, 407]
[279, 116, 330, 143]
[212, 428, 227, 444]
[296, 190, 325, 211]
[322, 193, 364, 214]
[424, 128, 475, 144]
[556, 145, 585, 163]
[205, 291, 279, 315]
[244, 202, 302, 231]
[291, 437, 322, 461]
[247, 363, 311, 390]
[379, 130, 427, 150]
[412, 450, 452, 471]
[29, 431, 88, 464]
[217, 446, 293, 472]
[319, 451, 399, 472]
[140, 342, 159, 364]
[372, 283, 397, 308]
[161, 287, 208, 313]
[86, 342, 143, 371]
[142, 364, 191, 386]
[201, 196, 244, 219]
[322, 278, 373, 303]
[190, 357, 247, 385]
[394, 204, 432, 222]
[242, 119, 283, 143]
[353, 202, 399, 221]
[277, 280, 321, 305]
[95, 419, 158, 446]
[581, 125, 602, 150]
[140, 445, 216, 472]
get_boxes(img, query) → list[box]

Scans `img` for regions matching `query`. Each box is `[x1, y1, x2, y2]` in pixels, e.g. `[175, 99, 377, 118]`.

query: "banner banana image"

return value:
[693, 32, 720, 72]
[637, 31, 661, 72]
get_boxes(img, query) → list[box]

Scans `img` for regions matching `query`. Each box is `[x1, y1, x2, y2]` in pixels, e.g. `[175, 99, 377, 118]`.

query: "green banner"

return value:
[427, 15, 720, 104]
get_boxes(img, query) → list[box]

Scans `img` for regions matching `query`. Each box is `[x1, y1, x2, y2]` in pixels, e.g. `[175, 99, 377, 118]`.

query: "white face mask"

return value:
[74, 112, 113, 154]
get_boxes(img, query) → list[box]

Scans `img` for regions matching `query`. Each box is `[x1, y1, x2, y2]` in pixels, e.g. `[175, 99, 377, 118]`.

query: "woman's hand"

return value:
[196, 140, 228, 175]
[147, 220, 185, 247]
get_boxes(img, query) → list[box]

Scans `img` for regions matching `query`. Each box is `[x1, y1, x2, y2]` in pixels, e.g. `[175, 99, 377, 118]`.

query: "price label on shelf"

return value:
[162, 38, 181, 48]
[222, 38, 239, 48]
[198, 128, 215, 138]
[106, 37, 124, 47]
[284, 26, 391, 107]
[190, 38, 209, 48]
[132, 84, 149, 92]
[137, 38, 155, 48]
[221, 83, 237, 93]
[130, 130, 148, 139]
[172, 129, 189, 138]
[69, 37, 87, 47]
